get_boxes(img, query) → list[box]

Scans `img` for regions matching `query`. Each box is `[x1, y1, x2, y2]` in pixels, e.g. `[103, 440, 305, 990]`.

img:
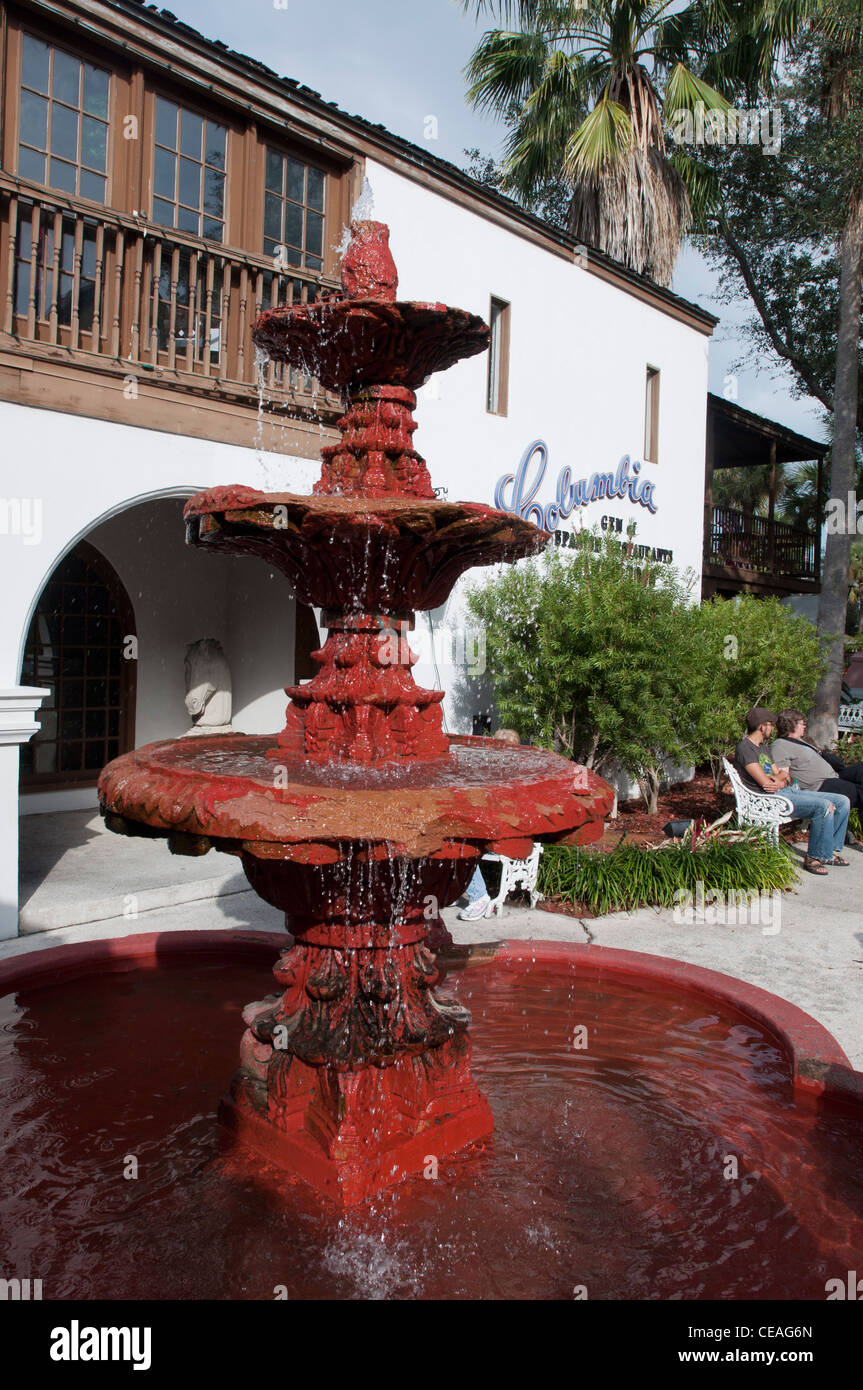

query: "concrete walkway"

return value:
[13, 810, 863, 1068]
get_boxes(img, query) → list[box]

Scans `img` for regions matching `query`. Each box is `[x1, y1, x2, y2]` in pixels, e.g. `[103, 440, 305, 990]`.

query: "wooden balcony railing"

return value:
[0, 175, 342, 412]
[707, 505, 819, 582]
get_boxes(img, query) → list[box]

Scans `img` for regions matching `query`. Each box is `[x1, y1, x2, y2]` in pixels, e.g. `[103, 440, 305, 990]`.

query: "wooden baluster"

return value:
[219, 260, 231, 378]
[70, 218, 84, 351]
[186, 249, 199, 372]
[202, 255, 215, 377]
[130, 233, 144, 362]
[91, 223, 105, 352]
[167, 243, 179, 371]
[149, 238, 162, 362]
[47, 210, 62, 343]
[26, 202, 40, 339]
[237, 264, 248, 381]
[4, 195, 19, 334]
[111, 229, 125, 358]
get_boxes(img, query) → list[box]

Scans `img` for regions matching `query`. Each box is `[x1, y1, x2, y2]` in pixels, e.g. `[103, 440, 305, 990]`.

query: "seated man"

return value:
[734, 707, 850, 875]
[770, 708, 863, 821]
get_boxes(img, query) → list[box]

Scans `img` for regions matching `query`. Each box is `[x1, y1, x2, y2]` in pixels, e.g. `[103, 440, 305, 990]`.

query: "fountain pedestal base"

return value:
[221, 1035, 493, 1205]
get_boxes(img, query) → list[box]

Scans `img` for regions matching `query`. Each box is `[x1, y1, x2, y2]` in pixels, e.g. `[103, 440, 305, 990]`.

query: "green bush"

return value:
[538, 836, 799, 916]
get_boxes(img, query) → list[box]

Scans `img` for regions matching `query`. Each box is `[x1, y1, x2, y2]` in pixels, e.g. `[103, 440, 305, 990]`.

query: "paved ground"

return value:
[11, 809, 863, 1068]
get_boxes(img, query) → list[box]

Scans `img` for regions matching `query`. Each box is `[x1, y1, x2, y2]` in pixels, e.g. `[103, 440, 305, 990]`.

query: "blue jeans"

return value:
[785, 788, 850, 861]
[465, 866, 488, 902]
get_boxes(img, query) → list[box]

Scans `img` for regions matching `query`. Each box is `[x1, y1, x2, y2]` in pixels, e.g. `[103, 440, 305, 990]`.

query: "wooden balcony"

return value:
[0, 174, 343, 443]
[705, 505, 820, 594]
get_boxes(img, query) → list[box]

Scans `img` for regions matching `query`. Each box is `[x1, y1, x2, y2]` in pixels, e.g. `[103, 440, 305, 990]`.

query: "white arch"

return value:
[14, 485, 202, 682]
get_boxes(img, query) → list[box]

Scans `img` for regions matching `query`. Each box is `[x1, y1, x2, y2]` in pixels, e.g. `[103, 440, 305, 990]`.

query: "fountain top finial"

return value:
[340, 220, 399, 302]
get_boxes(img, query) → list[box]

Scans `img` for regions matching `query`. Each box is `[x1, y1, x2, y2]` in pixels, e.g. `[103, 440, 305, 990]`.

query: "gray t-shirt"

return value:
[769, 737, 835, 791]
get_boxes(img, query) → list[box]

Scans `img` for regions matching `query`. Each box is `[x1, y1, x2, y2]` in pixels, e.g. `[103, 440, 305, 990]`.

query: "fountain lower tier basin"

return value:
[1, 934, 861, 1300]
[184, 489, 547, 611]
[98, 735, 613, 860]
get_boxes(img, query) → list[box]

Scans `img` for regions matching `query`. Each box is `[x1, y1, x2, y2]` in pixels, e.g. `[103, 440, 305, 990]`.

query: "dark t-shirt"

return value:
[735, 737, 775, 793]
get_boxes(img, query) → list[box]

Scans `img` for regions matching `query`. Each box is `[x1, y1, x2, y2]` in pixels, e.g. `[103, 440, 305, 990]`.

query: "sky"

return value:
[162, 0, 827, 444]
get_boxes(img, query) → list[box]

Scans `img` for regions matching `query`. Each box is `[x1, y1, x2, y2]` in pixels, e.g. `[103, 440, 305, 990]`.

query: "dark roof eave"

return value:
[708, 392, 828, 462]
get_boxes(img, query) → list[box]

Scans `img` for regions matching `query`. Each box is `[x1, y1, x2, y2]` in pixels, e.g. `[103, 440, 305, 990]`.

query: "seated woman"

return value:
[770, 709, 863, 822]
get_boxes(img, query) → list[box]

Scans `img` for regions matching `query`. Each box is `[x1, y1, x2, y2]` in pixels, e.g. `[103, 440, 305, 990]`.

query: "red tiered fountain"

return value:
[98, 221, 614, 1205]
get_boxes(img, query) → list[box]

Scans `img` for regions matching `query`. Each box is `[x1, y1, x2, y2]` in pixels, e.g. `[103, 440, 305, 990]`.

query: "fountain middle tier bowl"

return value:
[184, 487, 546, 612]
[98, 735, 613, 862]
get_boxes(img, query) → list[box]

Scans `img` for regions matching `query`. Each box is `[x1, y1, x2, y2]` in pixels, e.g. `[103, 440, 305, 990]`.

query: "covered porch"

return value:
[702, 393, 828, 600]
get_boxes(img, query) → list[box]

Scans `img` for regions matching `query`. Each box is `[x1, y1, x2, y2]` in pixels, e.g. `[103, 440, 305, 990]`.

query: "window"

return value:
[263, 147, 325, 269]
[19, 543, 135, 786]
[644, 365, 660, 462]
[17, 33, 110, 201]
[486, 296, 510, 415]
[152, 97, 226, 242]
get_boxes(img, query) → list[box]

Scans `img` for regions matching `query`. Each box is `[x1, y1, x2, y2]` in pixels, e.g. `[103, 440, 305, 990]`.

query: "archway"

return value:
[19, 539, 136, 790]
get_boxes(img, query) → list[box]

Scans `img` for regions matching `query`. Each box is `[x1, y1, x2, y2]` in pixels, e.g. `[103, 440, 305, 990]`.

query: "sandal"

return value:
[831, 853, 850, 867]
[803, 856, 829, 875]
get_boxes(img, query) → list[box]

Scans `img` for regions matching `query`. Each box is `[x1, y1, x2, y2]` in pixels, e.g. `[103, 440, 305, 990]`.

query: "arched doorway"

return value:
[19, 539, 136, 789]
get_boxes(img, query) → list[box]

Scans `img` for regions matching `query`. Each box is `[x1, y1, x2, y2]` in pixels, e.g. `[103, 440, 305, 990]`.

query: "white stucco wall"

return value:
[367, 160, 711, 729]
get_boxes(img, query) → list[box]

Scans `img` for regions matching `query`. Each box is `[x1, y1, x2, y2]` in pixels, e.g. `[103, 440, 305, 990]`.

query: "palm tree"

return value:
[461, 1, 731, 285]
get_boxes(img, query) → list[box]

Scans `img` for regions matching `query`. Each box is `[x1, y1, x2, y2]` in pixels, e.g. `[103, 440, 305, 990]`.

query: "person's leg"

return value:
[828, 793, 851, 857]
[785, 789, 837, 864]
[458, 864, 490, 919]
[837, 762, 863, 786]
[819, 777, 863, 816]
[464, 866, 488, 903]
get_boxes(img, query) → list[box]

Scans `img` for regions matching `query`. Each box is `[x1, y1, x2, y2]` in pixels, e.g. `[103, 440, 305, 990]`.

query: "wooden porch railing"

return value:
[707, 505, 818, 582]
[0, 175, 342, 409]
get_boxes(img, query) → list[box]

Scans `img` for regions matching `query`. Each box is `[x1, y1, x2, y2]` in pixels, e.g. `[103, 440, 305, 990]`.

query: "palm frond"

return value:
[564, 94, 635, 177]
[465, 28, 551, 113]
[668, 149, 724, 228]
[663, 61, 733, 115]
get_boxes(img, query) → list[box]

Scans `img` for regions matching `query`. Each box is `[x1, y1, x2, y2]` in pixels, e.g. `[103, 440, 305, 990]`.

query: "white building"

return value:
[0, 0, 715, 936]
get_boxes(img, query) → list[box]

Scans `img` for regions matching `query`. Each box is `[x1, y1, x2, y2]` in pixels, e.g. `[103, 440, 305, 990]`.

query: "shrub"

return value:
[538, 834, 798, 916]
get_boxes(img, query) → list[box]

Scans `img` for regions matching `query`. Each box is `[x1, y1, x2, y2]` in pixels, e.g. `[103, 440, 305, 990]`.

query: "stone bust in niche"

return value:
[183, 638, 233, 736]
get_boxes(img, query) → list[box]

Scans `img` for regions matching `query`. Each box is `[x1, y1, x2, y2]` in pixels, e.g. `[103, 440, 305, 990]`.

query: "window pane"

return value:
[154, 146, 175, 199]
[152, 196, 175, 228]
[285, 157, 304, 202]
[180, 108, 202, 159]
[83, 64, 109, 118]
[52, 50, 80, 106]
[306, 254, 323, 272]
[263, 236, 279, 261]
[287, 245, 302, 267]
[14, 258, 31, 316]
[79, 169, 106, 202]
[51, 103, 78, 161]
[82, 115, 107, 171]
[177, 204, 199, 233]
[82, 226, 97, 277]
[155, 97, 178, 148]
[178, 156, 200, 209]
[284, 202, 303, 248]
[61, 225, 75, 271]
[20, 90, 48, 149]
[22, 34, 50, 94]
[18, 145, 45, 182]
[203, 166, 224, 217]
[306, 210, 323, 258]
[49, 157, 77, 193]
[205, 122, 226, 170]
[307, 166, 325, 211]
[265, 147, 283, 192]
[202, 217, 223, 243]
[264, 191, 282, 241]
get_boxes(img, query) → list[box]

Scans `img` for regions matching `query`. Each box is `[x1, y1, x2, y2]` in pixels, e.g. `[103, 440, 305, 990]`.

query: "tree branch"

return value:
[715, 211, 834, 410]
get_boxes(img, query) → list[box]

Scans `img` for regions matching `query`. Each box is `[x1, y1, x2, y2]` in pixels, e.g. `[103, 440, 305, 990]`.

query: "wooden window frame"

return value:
[644, 364, 660, 463]
[19, 539, 137, 791]
[486, 295, 510, 416]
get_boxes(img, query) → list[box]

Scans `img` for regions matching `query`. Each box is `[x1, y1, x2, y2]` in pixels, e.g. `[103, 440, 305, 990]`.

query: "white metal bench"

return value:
[722, 757, 795, 844]
[838, 703, 863, 733]
[481, 843, 543, 915]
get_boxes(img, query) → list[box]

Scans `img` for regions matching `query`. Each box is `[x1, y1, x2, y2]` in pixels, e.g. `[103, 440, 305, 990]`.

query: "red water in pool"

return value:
[1, 953, 861, 1300]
